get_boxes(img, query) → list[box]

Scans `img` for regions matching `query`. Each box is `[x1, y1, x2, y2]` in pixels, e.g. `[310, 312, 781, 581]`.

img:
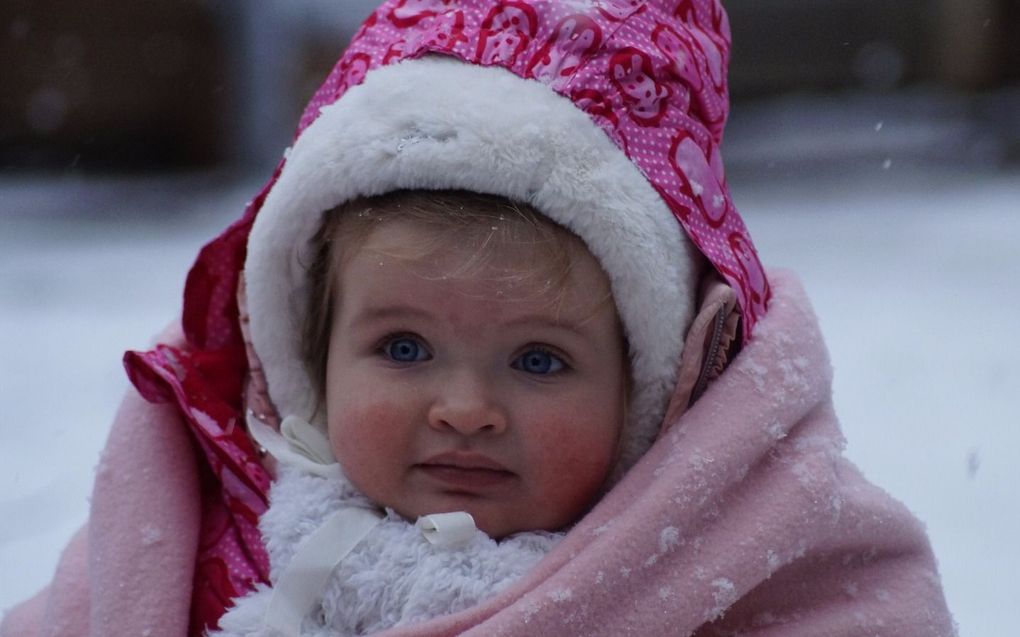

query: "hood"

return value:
[288, 0, 770, 331]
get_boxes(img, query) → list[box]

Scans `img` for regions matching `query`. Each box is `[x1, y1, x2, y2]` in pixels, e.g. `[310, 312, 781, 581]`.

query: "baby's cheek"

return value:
[532, 417, 617, 483]
[329, 401, 410, 477]
[527, 429, 614, 530]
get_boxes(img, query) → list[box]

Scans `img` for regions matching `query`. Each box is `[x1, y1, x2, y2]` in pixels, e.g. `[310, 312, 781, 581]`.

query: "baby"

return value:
[1, 1, 955, 636]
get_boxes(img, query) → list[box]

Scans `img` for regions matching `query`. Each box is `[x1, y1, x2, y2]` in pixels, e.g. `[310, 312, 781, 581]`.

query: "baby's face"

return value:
[324, 220, 627, 538]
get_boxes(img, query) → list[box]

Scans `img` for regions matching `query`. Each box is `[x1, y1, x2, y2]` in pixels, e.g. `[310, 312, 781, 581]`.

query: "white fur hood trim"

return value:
[211, 466, 561, 637]
[245, 55, 698, 476]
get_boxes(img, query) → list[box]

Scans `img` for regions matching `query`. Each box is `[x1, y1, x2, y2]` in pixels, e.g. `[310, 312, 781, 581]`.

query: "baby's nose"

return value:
[426, 374, 507, 435]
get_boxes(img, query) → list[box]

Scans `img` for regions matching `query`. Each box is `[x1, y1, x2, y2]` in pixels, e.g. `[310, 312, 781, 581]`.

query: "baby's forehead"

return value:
[372, 216, 549, 265]
[338, 217, 615, 316]
[345, 212, 588, 274]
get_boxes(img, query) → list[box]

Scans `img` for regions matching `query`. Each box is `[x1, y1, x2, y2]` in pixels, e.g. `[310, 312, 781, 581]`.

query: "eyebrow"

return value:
[348, 305, 435, 328]
[348, 303, 595, 339]
[499, 313, 596, 340]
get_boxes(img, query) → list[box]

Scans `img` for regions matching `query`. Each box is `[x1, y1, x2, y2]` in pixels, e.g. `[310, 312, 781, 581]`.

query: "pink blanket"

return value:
[0, 343, 201, 637]
[1, 271, 954, 636]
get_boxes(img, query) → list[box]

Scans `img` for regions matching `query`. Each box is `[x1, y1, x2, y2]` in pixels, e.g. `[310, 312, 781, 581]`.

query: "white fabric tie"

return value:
[265, 506, 383, 637]
[247, 413, 340, 477]
[415, 512, 478, 548]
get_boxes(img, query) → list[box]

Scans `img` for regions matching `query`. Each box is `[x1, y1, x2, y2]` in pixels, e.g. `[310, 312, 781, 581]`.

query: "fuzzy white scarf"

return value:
[210, 466, 561, 637]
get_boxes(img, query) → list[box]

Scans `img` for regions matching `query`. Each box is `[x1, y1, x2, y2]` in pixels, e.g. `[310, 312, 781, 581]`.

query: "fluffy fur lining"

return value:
[245, 56, 698, 476]
[211, 466, 560, 637]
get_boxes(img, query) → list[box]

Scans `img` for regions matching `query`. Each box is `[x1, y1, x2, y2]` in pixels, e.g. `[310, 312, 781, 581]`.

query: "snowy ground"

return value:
[1, 162, 1017, 635]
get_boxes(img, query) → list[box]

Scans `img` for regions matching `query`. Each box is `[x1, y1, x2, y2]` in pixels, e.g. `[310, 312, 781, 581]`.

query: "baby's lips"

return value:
[419, 450, 513, 473]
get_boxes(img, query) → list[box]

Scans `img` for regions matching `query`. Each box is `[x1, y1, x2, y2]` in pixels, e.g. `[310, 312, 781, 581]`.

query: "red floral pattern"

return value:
[526, 14, 602, 90]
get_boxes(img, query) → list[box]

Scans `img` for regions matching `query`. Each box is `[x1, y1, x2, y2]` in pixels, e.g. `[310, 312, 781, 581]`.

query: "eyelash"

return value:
[376, 333, 431, 364]
[512, 345, 572, 376]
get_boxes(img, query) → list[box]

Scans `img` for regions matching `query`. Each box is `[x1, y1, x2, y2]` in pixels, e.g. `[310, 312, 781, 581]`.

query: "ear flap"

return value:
[660, 272, 741, 433]
[238, 275, 282, 431]
[238, 275, 283, 476]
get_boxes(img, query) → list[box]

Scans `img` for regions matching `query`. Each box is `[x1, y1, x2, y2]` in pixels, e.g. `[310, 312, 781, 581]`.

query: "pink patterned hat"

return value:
[244, 0, 770, 475]
[301, 0, 770, 334]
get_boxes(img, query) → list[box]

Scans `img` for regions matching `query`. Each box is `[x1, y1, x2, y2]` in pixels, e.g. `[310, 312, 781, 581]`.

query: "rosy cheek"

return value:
[330, 402, 406, 465]
[530, 418, 617, 479]
[529, 431, 613, 528]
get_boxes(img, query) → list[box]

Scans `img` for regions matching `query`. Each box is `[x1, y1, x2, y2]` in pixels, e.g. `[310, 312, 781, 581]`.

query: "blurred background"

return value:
[2, 1, 1018, 635]
[4, 0, 1019, 173]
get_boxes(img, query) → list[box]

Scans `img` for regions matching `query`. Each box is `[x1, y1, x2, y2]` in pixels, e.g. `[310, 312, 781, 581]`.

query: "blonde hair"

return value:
[301, 189, 615, 399]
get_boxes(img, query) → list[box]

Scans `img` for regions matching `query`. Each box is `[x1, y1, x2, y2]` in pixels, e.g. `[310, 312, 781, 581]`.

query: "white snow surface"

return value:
[1, 165, 1018, 635]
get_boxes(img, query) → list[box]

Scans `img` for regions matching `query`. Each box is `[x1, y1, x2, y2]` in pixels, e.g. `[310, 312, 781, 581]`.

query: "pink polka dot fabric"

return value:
[299, 0, 770, 336]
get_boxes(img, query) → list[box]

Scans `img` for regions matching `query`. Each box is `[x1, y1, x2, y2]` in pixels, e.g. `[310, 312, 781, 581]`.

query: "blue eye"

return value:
[513, 348, 566, 375]
[382, 336, 430, 363]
